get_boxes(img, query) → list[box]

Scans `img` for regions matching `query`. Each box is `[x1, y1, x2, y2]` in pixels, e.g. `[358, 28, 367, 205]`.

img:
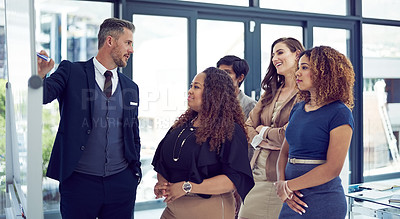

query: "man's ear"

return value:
[106, 36, 114, 47]
[238, 74, 245, 83]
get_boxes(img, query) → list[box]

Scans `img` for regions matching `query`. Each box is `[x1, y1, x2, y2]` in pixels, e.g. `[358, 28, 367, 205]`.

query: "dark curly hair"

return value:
[298, 46, 355, 109]
[261, 37, 305, 106]
[172, 67, 247, 153]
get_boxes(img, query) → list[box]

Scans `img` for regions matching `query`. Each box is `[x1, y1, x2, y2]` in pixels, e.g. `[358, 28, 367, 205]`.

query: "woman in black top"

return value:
[152, 67, 254, 218]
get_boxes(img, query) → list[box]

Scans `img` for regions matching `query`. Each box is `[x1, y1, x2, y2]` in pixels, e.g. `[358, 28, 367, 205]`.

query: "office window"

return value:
[131, 14, 188, 203]
[363, 0, 400, 21]
[197, 19, 244, 73]
[363, 24, 400, 177]
[260, 0, 347, 16]
[36, 0, 111, 62]
[260, 24, 303, 84]
[179, 0, 248, 7]
[313, 27, 349, 56]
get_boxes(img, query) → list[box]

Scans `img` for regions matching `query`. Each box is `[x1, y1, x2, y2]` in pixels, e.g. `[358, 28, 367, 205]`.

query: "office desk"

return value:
[347, 186, 400, 218]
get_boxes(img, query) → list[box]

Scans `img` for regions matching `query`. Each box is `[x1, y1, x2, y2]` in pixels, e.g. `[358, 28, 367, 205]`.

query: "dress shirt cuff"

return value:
[250, 135, 262, 148]
[259, 126, 269, 140]
[250, 126, 269, 148]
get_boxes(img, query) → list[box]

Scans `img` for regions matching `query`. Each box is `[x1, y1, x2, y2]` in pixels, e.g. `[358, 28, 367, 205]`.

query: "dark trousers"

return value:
[59, 167, 139, 219]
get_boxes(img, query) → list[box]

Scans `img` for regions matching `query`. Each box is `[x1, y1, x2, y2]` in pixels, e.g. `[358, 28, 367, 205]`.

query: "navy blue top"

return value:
[152, 123, 254, 200]
[285, 101, 354, 160]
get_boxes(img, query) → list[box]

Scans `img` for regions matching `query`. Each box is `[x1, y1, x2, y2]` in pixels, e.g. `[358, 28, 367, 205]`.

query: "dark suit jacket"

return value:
[43, 58, 141, 183]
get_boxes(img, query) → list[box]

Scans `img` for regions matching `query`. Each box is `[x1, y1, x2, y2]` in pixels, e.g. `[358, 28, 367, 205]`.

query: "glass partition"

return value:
[0, 0, 6, 216]
[363, 24, 400, 177]
[6, 0, 35, 205]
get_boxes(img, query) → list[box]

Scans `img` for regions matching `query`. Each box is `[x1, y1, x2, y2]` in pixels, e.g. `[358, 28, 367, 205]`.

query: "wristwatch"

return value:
[182, 181, 192, 194]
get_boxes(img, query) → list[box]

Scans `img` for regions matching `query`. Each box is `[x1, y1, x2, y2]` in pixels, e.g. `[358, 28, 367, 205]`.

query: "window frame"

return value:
[25, 0, 400, 215]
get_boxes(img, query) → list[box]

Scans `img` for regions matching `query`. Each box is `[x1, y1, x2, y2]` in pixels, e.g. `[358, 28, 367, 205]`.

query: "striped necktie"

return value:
[104, 71, 113, 98]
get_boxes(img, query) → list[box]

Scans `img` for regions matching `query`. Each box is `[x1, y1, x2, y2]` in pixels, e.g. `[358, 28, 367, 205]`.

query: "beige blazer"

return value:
[246, 86, 299, 181]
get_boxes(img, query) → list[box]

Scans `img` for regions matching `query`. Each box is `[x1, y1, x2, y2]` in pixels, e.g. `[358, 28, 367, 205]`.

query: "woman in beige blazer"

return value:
[238, 37, 305, 219]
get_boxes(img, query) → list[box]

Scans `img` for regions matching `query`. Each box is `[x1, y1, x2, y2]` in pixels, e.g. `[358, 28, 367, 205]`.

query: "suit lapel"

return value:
[118, 71, 130, 119]
[84, 58, 96, 117]
[118, 72, 138, 118]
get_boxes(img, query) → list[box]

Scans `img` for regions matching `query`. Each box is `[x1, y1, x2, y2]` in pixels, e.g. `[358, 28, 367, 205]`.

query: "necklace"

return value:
[172, 126, 195, 162]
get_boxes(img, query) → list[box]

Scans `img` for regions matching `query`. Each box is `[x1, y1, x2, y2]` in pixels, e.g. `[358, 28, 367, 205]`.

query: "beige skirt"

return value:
[161, 192, 235, 219]
[238, 149, 282, 219]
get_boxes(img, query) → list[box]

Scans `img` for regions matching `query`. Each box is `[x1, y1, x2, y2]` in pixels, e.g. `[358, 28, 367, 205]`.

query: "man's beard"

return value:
[111, 47, 127, 68]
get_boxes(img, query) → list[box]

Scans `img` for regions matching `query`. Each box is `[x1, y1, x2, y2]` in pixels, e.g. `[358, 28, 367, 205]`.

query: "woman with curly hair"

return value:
[152, 67, 254, 218]
[239, 37, 304, 219]
[275, 46, 355, 218]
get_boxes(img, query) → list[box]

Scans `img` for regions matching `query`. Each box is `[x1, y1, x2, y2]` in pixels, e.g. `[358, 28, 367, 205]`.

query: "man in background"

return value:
[37, 18, 141, 219]
[217, 55, 256, 120]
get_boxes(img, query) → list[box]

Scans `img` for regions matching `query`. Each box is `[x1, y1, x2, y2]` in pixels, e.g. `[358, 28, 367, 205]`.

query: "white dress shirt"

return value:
[93, 57, 119, 95]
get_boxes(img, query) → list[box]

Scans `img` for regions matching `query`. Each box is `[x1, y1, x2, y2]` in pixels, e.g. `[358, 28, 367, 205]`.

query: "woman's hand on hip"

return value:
[285, 192, 308, 216]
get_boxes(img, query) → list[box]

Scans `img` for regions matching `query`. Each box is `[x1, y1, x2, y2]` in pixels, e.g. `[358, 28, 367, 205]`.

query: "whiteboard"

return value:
[5, 0, 43, 218]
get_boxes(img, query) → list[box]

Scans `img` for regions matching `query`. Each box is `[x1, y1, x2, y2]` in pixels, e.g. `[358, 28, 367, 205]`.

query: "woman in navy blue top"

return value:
[275, 46, 355, 218]
[152, 67, 254, 218]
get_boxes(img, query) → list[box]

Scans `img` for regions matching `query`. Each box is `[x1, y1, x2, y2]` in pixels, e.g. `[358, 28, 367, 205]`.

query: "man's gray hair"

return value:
[98, 18, 135, 49]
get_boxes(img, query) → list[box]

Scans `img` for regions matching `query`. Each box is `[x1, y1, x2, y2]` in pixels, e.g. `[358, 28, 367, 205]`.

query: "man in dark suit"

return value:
[37, 18, 141, 219]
